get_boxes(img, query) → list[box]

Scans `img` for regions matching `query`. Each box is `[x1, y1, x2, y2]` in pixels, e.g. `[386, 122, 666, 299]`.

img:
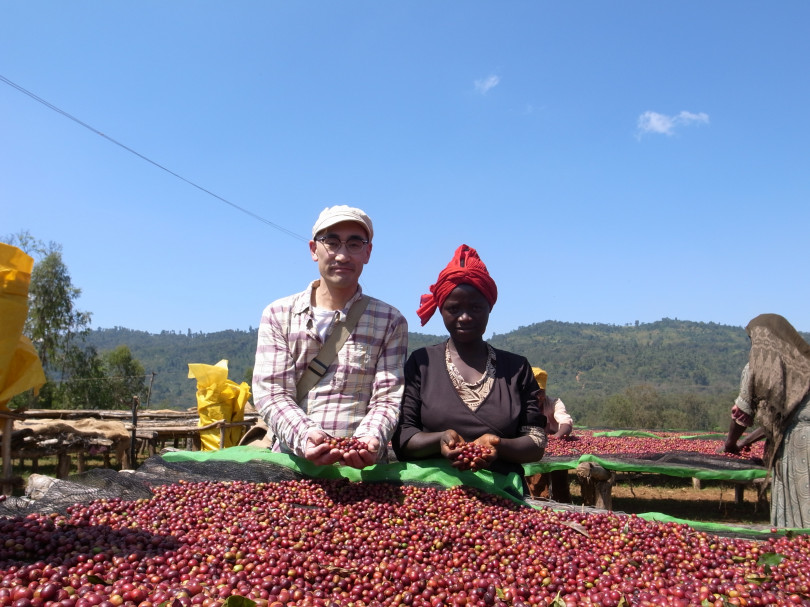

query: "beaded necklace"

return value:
[445, 341, 496, 412]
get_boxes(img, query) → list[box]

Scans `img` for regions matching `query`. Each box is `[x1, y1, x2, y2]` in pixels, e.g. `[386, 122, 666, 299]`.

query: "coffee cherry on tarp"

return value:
[544, 429, 766, 463]
[1, 478, 810, 606]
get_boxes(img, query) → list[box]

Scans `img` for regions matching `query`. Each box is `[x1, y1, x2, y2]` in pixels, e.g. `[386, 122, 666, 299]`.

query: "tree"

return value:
[5, 232, 90, 374]
[26, 247, 92, 374]
[60, 344, 111, 409]
[59, 345, 147, 410]
[601, 385, 660, 429]
[601, 393, 636, 429]
[4, 231, 145, 409]
[103, 345, 147, 408]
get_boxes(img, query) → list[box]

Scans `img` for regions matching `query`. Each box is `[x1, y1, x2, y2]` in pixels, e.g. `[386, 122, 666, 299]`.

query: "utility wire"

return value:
[0, 74, 307, 242]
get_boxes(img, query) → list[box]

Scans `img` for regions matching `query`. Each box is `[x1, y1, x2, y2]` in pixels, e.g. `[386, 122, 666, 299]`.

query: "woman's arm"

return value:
[403, 428, 465, 459]
[553, 422, 573, 439]
[392, 349, 465, 462]
[491, 434, 545, 463]
[737, 426, 765, 449]
[724, 419, 748, 454]
[481, 358, 546, 464]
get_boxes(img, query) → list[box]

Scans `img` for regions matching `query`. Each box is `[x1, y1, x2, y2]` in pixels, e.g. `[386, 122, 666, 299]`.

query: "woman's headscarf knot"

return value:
[416, 244, 498, 326]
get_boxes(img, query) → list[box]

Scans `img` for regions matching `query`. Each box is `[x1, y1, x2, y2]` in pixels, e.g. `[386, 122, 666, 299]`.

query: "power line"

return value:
[0, 74, 307, 242]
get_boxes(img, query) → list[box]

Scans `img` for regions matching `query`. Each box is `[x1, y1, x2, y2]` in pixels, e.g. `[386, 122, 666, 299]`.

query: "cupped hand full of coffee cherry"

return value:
[324, 435, 369, 455]
[450, 442, 494, 471]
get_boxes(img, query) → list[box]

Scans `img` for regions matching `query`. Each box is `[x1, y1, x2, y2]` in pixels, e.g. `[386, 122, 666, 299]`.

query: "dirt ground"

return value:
[559, 472, 771, 526]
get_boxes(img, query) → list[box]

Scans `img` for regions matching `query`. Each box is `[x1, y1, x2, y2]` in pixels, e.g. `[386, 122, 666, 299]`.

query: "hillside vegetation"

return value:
[86, 319, 802, 432]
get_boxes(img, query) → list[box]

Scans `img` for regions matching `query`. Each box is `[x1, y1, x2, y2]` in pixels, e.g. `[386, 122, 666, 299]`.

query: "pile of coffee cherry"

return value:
[1, 477, 808, 607]
[451, 442, 493, 469]
[323, 436, 369, 454]
[544, 430, 766, 462]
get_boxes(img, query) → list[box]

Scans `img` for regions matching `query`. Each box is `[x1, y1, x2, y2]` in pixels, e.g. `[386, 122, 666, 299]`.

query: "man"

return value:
[252, 205, 408, 469]
[526, 367, 574, 502]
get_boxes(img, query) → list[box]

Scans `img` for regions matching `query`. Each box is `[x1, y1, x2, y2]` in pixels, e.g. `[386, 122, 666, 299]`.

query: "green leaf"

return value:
[86, 575, 107, 585]
[757, 552, 786, 567]
[222, 596, 257, 607]
[745, 574, 770, 585]
[562, 521, 590, 537]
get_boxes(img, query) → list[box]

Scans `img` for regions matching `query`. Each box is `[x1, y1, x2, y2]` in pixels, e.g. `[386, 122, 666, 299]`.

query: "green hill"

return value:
[85, 319, 803, 431]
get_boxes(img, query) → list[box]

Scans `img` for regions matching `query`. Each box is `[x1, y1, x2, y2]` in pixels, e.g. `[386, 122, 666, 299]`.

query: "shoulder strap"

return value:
[295, 295, 370, 404]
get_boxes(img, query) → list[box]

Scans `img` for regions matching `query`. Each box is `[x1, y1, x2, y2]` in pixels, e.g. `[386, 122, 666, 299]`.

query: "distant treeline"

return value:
[86, 319, 808, 432]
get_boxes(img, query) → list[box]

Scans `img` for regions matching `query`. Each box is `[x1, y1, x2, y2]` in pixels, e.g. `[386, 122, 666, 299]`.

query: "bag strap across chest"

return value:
[296, 295, 370, 404]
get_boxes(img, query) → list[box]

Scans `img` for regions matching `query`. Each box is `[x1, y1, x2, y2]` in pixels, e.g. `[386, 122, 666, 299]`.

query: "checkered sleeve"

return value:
[252, 298, 317, 456]
[353, 302, 408, 448]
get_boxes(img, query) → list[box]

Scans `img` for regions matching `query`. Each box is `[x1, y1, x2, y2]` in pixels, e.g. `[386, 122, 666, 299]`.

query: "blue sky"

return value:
[3, 2, 809, 338]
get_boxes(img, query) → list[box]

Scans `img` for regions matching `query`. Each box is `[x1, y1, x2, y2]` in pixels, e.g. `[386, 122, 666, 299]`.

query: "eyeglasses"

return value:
[314, 236, 369, 255]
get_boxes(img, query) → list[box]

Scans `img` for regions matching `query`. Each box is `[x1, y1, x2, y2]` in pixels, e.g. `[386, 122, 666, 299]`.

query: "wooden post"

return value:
[129, 395, 140, 469]
[753, 477, 770, 512]
[56, 452, 71, 479]
[1, 411, 25, 496]
[1, 416, 14, 496]
[576, 461, 616, 510]
[734, 483, 745, 505]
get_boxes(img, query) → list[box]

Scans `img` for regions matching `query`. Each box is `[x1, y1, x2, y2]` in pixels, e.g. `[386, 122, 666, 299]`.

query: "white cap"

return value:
[311, 205, 374, 241]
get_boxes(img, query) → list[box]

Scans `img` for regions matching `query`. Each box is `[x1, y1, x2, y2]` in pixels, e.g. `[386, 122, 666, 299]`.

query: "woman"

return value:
[392, 244, 547, 484]
[724, 313, 810, 528]
[525, 367, 574, 502]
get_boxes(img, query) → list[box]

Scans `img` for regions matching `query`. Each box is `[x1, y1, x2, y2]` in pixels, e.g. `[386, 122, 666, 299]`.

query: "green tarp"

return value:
[162, 446, 527, 504]
[524, 429, 767, 481]
[522, 454, 767, 482]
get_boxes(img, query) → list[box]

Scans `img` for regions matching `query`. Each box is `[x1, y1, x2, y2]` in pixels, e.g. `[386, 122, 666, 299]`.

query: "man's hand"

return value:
[303, 429, 343, 466]
[342, 436, 380, 469]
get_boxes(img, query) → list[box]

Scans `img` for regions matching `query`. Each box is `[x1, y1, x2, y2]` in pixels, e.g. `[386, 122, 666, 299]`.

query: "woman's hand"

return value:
[553, 423, 574, 440]
[447, 433, 501, 471]
[471, 434, 500, 470]
[441, 429, 493, 471]
[439, 429, 465, 461]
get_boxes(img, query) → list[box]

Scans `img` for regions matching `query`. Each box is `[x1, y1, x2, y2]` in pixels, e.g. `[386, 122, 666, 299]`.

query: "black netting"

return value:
[619, 451, 765, 470]
[0, 454, 463, 518]
[0, 455, 311, 517]
[542, 452, 765, 472]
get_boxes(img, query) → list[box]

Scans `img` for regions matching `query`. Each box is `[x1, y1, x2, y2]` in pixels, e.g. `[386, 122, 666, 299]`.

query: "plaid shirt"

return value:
[252, 281, 408, 458]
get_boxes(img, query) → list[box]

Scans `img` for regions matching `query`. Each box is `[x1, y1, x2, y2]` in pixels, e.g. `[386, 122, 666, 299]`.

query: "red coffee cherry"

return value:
[324, 435, 369, 454]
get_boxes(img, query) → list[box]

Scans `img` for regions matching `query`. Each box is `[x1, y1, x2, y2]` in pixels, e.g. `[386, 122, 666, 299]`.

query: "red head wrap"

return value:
[416, 244, 498, 326]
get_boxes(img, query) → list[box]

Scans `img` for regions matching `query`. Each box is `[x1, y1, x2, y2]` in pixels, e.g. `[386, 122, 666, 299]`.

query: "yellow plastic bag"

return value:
[188, 359, 251, 450]
[0, 243, 46, 409]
